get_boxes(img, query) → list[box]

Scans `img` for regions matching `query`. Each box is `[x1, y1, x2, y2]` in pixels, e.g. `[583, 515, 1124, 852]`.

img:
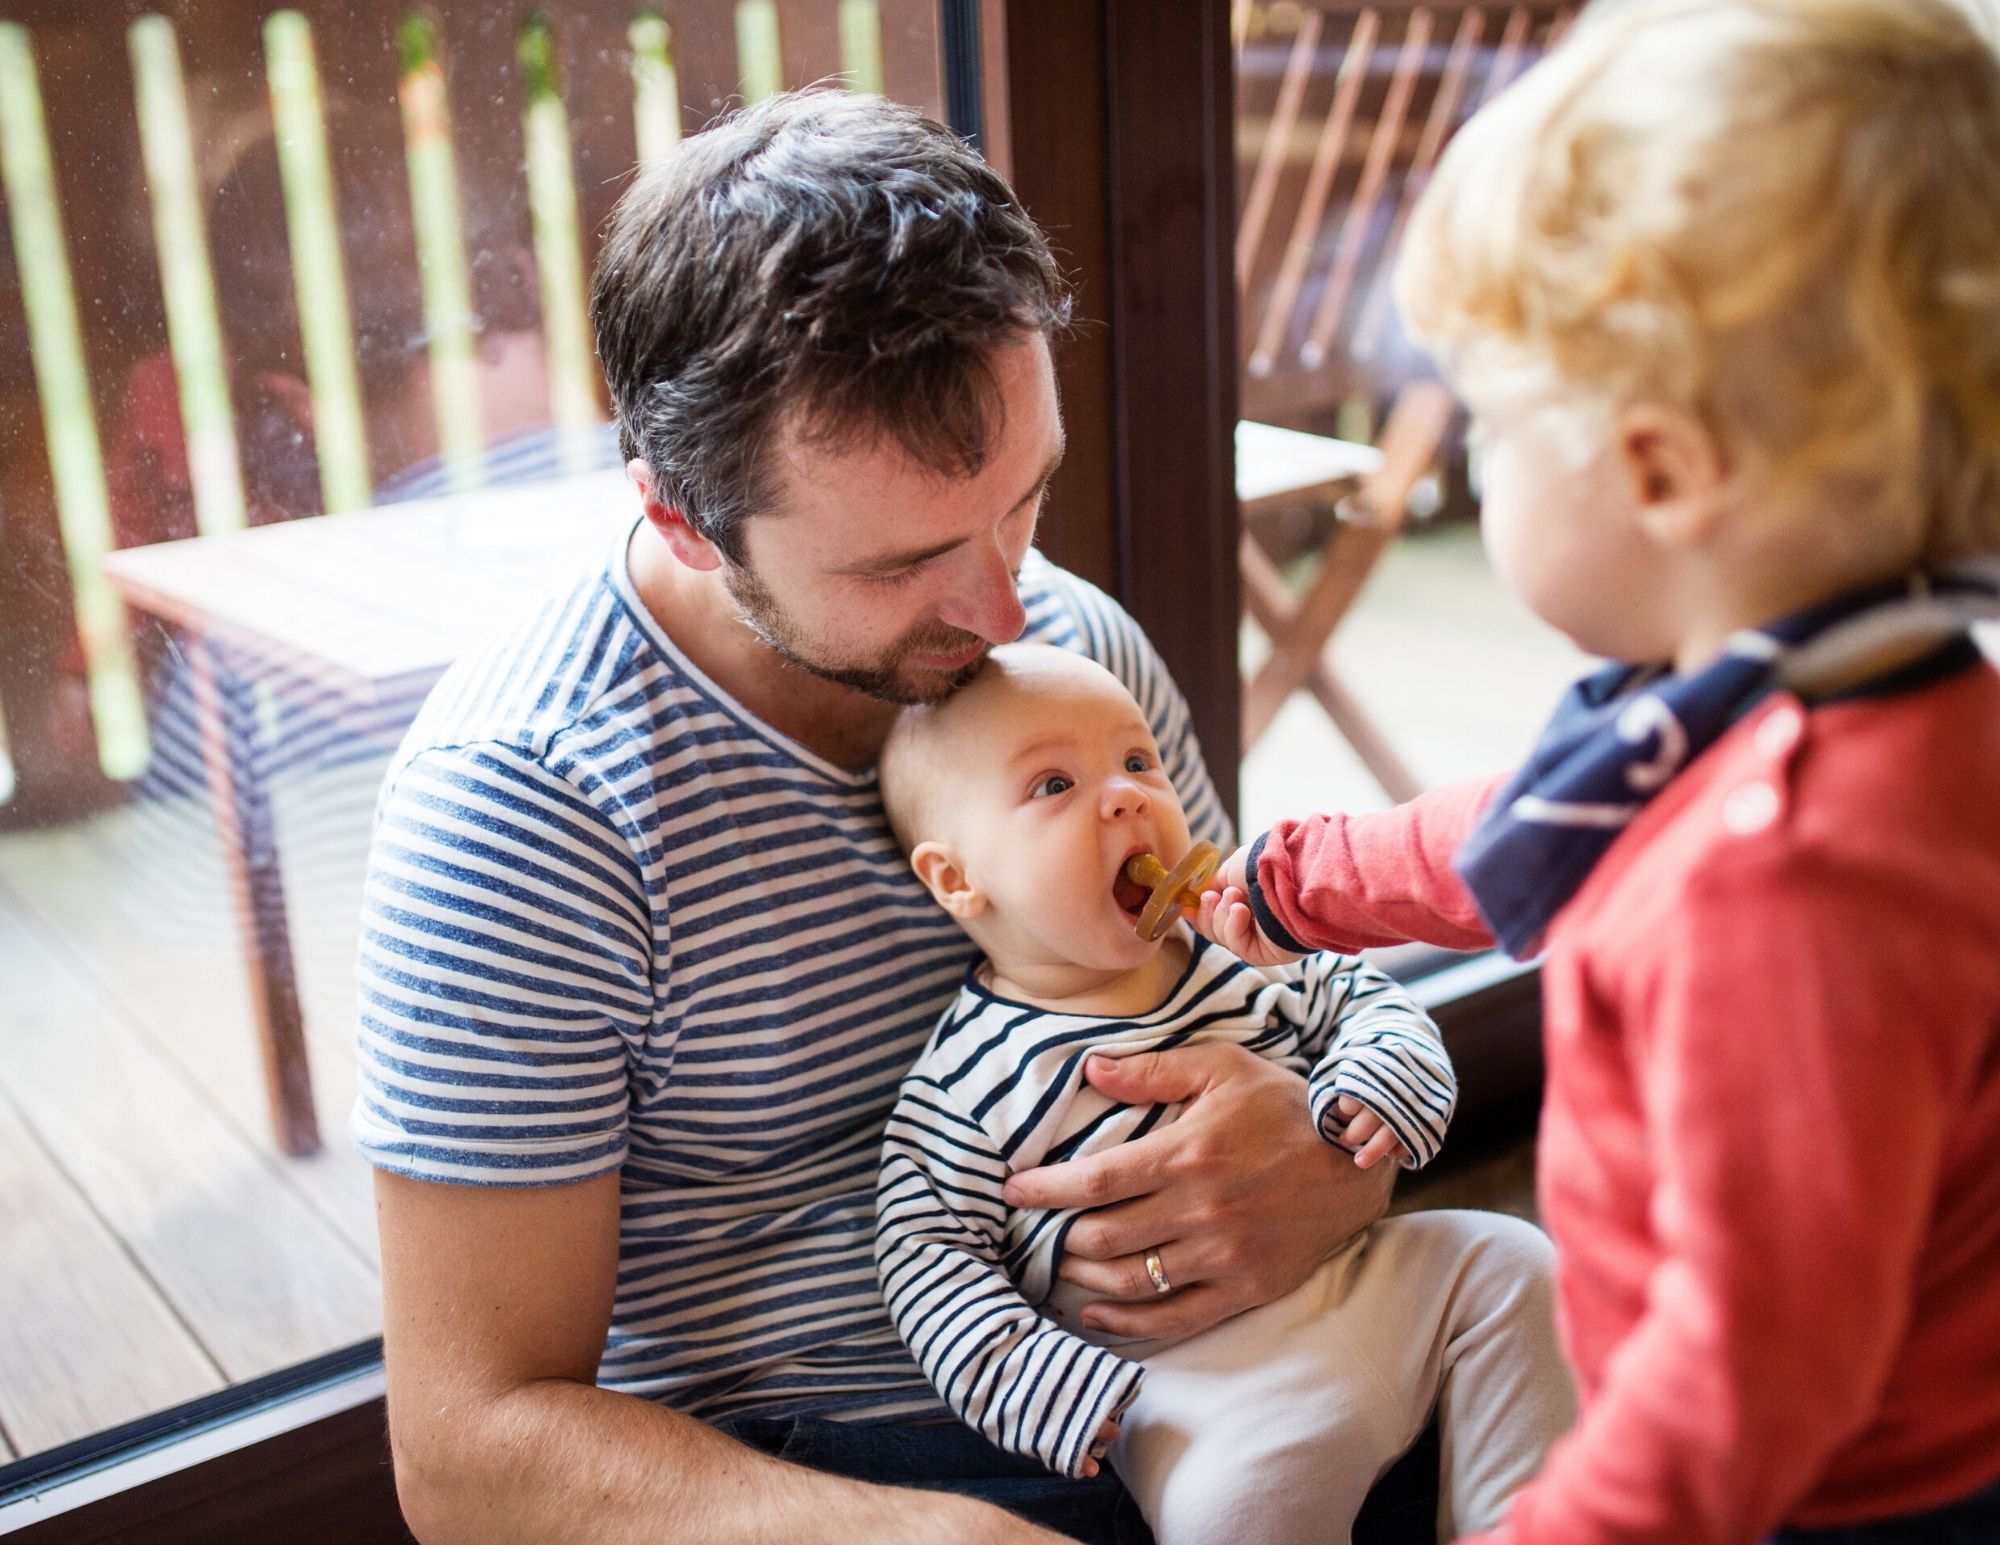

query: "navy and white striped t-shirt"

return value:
[875, 938, 1454, 1478]
[352, 525, 1227, 1423]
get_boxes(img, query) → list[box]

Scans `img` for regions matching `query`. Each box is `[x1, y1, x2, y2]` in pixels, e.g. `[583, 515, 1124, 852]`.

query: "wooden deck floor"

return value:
[0, 752, 385, 1462]
[0, 521, 1556, 1467]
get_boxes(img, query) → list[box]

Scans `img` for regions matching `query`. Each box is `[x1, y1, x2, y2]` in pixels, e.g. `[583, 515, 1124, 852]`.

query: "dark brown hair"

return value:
[590, 89, 1073, 563]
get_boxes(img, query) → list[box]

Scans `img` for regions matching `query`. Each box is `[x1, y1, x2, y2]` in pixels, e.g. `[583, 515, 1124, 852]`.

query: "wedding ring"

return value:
[1143, 1247, 1172, 1296]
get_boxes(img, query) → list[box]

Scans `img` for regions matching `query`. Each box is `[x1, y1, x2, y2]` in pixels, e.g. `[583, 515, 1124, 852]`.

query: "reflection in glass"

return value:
[0, 0, 945, 1471]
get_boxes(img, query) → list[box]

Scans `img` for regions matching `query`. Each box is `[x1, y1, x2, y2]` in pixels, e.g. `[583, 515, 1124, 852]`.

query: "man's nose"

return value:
[1101, 778, 1150, 821]
[936, 543, 1027, 645]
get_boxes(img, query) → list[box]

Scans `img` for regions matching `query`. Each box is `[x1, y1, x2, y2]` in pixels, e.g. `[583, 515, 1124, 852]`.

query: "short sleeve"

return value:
[351, 741, 653, 1186]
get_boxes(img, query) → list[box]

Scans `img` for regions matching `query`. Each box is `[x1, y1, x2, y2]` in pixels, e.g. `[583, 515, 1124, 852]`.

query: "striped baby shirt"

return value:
[875, 936, 1455, 1478]
[351, 521, 1226, 1424]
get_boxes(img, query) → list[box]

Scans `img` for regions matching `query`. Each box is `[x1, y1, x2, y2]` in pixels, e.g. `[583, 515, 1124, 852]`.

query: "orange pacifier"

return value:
[1124, 841, 1221, 942]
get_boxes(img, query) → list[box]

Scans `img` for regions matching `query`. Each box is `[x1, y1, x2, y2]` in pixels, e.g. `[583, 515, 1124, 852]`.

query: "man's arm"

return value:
[377, 1171, 1070, 1545]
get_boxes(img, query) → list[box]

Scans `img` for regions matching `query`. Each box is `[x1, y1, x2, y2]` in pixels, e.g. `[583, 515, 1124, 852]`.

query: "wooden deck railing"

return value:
[0, 0, 943, 819]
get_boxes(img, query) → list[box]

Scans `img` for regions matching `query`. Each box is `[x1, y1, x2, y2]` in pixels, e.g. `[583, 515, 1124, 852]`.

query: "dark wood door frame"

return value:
[999, 0, 1244, 821]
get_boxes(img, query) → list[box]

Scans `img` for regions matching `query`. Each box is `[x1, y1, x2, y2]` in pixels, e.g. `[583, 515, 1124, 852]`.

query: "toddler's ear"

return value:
[1616, 402, 1727, 548]
[910, 841, 987, 921]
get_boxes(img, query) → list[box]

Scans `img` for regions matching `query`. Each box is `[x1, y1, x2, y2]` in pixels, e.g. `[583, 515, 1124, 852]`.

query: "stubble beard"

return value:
[721, 559, 988, 706]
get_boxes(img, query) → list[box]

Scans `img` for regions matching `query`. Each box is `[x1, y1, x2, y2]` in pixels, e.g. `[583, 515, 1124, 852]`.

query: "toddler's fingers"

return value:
[1339, 1107, 1384, 1149]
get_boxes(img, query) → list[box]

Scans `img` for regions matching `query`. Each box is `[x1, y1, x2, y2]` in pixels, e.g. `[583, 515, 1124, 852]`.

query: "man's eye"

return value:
[1124, 754, 1152, 774]
[871, 564, 923, 587]
[1033, 774, 1073, 798]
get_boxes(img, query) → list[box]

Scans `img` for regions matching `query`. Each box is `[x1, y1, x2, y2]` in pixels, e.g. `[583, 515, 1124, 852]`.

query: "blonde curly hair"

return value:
[1397, 0, 2000, 563]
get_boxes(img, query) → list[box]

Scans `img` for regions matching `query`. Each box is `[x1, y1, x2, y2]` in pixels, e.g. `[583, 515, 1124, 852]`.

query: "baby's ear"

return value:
[910, 841, 986, 921]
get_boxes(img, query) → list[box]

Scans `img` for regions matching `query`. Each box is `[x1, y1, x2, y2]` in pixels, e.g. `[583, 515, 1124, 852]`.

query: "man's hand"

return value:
[1002, 1043, 1393, 1340]
[1193, 846, 1305, 967]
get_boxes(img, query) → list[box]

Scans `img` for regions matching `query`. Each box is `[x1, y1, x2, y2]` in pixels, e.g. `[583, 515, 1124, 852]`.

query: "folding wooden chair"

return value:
[1233, 3, 1574, 801]
[1239, 381, 1455, 803]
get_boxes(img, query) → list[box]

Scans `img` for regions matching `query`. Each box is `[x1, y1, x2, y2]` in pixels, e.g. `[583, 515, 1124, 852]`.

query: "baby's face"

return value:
[936, 657, 1193, 974]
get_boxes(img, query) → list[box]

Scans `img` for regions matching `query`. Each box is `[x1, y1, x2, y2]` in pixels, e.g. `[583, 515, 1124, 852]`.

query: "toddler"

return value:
[1200, 3, 2000, 1542]
[875, 643, 1576, 1545]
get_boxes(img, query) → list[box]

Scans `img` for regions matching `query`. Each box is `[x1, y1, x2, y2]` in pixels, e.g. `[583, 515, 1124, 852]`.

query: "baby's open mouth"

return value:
[1112, 853, 1151, 919]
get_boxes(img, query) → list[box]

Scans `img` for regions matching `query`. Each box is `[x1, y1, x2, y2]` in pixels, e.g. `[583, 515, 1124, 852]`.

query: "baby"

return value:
[874, 643, 1575, 1545]
[1198, 3, 2000, 1542]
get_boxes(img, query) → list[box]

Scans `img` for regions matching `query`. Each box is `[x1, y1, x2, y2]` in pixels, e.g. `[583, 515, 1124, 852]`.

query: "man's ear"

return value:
[1614, 403, 1728, 550]
[910, 841, 986, 921]
[629, 457, 723, 573]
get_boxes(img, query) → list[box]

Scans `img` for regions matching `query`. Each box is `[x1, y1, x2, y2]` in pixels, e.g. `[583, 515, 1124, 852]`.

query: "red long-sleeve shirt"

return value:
[1255, 665, 2000, 1545]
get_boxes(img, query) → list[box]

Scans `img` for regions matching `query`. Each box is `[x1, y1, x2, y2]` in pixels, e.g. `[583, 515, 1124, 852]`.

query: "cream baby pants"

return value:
[1085, 1209, 1574, 1545]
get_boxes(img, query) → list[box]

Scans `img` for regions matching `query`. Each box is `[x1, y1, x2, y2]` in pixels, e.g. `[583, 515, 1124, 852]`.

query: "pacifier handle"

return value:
[1126, 841, 1221, 942]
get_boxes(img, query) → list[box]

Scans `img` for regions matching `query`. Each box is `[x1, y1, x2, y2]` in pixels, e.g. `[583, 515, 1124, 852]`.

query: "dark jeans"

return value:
[1770, 1476, 2000, 1545]
[715, 1412, 1441, 1544]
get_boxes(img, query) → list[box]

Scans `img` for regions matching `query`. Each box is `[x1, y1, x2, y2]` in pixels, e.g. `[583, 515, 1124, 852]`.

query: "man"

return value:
[360, 90, 1409, 1544]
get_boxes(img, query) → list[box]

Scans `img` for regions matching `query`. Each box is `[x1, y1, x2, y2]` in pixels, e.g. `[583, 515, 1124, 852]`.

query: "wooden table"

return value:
[1234, 419, 1382, 507]
[100, 470, 638, 1156]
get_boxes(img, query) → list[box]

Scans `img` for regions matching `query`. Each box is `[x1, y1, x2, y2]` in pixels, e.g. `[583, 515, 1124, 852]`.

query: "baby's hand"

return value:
[1081, 1415, 1121, 1478]
[1333, 1094, 1411, 1170]
[1193, 847, 1306, 966]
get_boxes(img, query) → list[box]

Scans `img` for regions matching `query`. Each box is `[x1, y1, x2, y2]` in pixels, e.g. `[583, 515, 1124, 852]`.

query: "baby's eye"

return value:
[1033, 774, 1073, 798]
[1124, 753, 1153, 774]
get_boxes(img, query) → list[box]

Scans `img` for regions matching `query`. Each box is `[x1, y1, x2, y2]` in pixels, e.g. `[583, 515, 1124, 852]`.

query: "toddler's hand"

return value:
[1333, 1094, 1411, 1170]
[1081, 1415, 1121, 1478]
[1193, 847, 1306, 966]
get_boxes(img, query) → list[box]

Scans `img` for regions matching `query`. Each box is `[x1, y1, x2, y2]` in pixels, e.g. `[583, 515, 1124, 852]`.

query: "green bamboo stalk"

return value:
[838, 0, 884, 95]
[397, 12, 484, 492]
[735, 0, 782, 104]
[130, 14, 248, 538]
[0, 23, 148, 779]
[519, 12, 600, 459]
[265, 10, 371, 512]
[629, 13, 682, 168]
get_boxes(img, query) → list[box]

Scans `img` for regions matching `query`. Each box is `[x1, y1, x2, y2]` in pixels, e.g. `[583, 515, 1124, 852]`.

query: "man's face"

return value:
[725, 335, 1065, 705]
